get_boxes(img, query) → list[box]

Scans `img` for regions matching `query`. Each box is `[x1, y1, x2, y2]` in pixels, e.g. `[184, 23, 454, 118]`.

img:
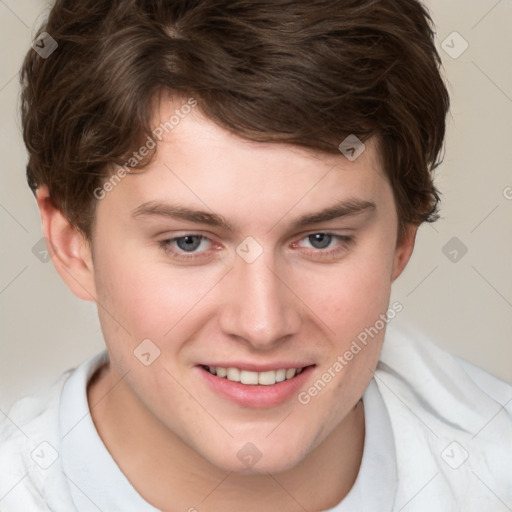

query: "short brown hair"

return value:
[21, 0, 449, 242]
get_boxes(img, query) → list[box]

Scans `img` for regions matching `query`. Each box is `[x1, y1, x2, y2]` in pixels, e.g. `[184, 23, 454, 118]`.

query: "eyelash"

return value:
[158, 232, 355, 262]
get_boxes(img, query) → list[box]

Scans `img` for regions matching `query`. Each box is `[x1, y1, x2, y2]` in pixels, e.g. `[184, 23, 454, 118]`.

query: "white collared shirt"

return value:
[1, 322, 511, 511]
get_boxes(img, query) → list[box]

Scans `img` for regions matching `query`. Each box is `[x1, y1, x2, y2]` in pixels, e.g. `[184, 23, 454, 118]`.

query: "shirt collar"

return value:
[327, 378, 398, 511]
[59, 350, 160, 512]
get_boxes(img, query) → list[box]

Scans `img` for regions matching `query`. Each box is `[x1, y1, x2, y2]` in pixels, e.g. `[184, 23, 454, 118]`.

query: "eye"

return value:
[158, 234, 213, 259]
[158, 231, 354, 263]
[304, 233, 334, 249]
[293, 232, 354, 259]
[174, 235, 205, 252]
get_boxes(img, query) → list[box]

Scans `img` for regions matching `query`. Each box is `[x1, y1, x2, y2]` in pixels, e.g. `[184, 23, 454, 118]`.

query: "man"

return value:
[1, 0, 511, 510]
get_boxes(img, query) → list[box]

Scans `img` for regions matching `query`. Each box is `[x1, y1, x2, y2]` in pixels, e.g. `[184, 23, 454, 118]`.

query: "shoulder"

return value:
[378, 321, 512, 406]
[452, 355, 512, 405]
[0, 370, 75, 511]
[375, 321, 512, 510]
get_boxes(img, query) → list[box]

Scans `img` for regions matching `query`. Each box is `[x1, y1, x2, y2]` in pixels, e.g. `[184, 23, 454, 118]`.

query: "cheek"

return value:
[294, 256, 392, 427]
[294, 254, 393, 334]
[93, 241, 227, 346]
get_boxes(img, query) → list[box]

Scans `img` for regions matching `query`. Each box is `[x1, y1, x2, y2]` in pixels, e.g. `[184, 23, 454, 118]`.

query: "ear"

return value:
[391, 223, 418, 282]
[35, 185, 97, 302]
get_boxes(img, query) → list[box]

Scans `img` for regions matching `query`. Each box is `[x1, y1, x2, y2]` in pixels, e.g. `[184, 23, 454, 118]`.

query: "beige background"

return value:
[1, 0, 511, 411]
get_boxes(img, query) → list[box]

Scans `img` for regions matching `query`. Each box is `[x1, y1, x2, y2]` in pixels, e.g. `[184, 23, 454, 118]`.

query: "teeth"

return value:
[216, 366, 227, 378]
[275, 369, 286, 382]
[206, 365, 304, 385]
[285, 368, 296, 380]
[226, 367, 240, 382]
[240, 370, 259, 385]
[259, 370, 277, 385]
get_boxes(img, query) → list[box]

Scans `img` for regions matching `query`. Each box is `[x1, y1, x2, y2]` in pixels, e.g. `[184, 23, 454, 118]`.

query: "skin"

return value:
[36, 101, 417, 511]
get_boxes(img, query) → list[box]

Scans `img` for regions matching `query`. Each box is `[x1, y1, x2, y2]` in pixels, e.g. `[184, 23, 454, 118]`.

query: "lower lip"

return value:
[196, 365, 315, 408]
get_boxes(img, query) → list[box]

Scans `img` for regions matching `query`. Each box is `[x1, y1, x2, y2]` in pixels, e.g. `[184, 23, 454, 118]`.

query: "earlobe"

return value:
[35, 185, 97, 302]
[391, 224, 418, 282]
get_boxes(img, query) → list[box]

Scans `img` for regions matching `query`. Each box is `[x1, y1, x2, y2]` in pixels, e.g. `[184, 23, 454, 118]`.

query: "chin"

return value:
[200, 437, 311, 475]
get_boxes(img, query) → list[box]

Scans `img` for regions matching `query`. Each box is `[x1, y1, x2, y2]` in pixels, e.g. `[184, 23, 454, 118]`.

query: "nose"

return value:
[218, 251, 302, 349]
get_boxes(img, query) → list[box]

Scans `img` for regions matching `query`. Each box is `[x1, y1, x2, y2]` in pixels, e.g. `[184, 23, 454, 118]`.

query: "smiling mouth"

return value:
[200, 365, 313, 386]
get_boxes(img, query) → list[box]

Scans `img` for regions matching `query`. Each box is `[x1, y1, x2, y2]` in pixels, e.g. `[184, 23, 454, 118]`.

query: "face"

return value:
[86, 102, 412, 474]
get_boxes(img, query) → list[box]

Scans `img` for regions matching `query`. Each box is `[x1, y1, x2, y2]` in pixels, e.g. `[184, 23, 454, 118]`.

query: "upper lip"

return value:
[199, 362, 315, 372]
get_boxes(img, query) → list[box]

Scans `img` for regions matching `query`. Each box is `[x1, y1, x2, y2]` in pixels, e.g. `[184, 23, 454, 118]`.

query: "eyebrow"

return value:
[131, 198, 376, 232]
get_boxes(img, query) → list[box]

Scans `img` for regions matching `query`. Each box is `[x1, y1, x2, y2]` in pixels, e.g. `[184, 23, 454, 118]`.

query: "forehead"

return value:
[145, 95, 385, 175]
[97, 101, 392, 232]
